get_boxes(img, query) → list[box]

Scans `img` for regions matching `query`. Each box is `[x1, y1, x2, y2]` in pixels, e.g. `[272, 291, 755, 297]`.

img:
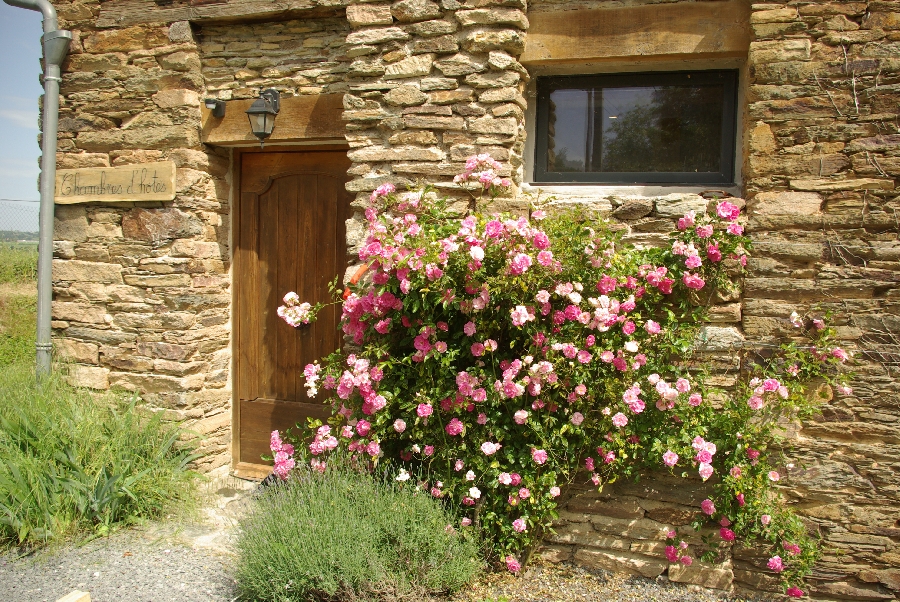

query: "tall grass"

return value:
[235, 458, 481, 602]
[0, 364, 200, 546]
[0, 243, 38, 284]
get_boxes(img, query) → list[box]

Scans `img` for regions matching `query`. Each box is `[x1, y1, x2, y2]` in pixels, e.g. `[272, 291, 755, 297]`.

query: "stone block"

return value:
[465, 70, 519, 88]
[53, 302, 107, 324]
[121, 208, 203, 244]
[348, 146, 445, 162]
[412, 35, 459, 54]
[813, 582, 895, 600]
[539, 544, 572, 563]
[653, 194, 707, 218]
[668, 562, 734, 590]
[612, 198, 654, 220]
[152, 89, 200, 109]
[749, 40, 811, 64]
[66, 53, 128, 72]
[696, 326, 744, 352]
[408, 19, 458, 36]
[790, 179, 894, 192]
[55, 339, 100, 364]
[403, 114, 465, 130]
[346, 27, 410, 45]
[66, 365, 110, 390]
[83, 26, 168, 52]
[346, 4, 394, 27]
[751, 191, 822, 216]
[456, 8, 528, 30]
[434, 53, 485, 76]
[574, 548, 667, 579]
[462, 28, 525, 54]
[391, 0, 442, 23]
[467, 116, 517, 135]
[384, 53, 435, 79]
[53, 259, 123, 284]
[57, 153, 110, 169]
[158, 51, 201, 72]
[750, 8, 798, 24]
[384, 84, 428, 106]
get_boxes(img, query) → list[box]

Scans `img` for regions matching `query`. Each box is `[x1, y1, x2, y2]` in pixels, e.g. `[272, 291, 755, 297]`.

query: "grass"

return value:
[0, 246, 201, 548]
[0, 243, 38, 284]
[235, 458, 482, 602]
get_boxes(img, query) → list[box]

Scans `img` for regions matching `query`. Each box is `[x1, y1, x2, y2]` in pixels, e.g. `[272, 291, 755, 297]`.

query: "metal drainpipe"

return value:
[3, 0, 71, 380]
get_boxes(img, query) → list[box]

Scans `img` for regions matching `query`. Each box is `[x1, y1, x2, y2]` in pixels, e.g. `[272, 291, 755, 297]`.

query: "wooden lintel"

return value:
[96, 0, 345, 28]
[521, 0, 751, 66]
[201, 93, 345, 146]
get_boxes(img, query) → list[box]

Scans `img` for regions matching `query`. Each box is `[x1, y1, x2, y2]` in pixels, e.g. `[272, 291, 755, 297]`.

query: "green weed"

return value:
[0, 244, 37, 285]
[0, 363, 200, 547]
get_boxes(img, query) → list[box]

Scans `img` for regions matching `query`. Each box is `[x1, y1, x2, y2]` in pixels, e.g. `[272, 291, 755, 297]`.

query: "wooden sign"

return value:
[55, 161, 176, 204]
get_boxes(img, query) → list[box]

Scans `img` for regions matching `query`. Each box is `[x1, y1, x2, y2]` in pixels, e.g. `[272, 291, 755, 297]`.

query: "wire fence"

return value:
[0, 199, 40, 242]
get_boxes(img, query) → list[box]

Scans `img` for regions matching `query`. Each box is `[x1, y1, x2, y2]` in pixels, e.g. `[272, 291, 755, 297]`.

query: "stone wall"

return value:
[198, 16, 351, 101]
[51, 4, 233, 470]
[742, 2, 900, 599]
[45, 0, 900, 596]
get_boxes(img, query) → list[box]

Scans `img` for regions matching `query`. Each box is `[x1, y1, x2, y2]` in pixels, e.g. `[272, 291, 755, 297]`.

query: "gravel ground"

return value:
[452, 560, 771, 602]
[0, 531, 239, 602]
[0, 470, 771, 602]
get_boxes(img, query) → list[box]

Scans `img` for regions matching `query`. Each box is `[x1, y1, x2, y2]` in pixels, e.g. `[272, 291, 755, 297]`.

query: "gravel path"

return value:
[452, 560, 771, 602]
[0, 470, 771, 602]
[0, 531, 238, 602]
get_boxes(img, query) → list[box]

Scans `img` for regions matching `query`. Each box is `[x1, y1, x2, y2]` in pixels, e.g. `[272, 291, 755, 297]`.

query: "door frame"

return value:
[230, 143, 350, 479]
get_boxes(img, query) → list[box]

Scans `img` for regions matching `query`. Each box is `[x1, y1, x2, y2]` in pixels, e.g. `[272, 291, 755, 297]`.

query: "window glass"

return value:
[536, 71, 737, 184]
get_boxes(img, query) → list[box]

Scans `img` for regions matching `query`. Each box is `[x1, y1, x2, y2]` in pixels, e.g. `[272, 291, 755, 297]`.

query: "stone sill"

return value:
[522, 183, 743, 199]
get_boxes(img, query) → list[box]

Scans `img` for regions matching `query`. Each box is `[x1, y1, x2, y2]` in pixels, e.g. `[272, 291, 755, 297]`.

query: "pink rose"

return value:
[481, 441, 501, 455]
[532, 448, 548, 465]
[570, 412, 584, 426]
[512, 518, 527, 532]
[720, 528, 735, 541]
[611, 412, 628, 428]
[505, 556, 521, 573]
[549, 486, 561, 497]
[761, 514, 771, 526]
[514, 409, 529, 424]
[393, 419, 406, 433]
[416, 403, 433, 417]
[767, 556, 784, 573]
[701, 499, 716, 516]
[786, 587, 804, 598]
[663, 450, 679, 467]
[768, 471, 780, 482]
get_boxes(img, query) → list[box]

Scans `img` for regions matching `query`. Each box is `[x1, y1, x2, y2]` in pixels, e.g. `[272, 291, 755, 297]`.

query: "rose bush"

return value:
[274, 155, 849, 596]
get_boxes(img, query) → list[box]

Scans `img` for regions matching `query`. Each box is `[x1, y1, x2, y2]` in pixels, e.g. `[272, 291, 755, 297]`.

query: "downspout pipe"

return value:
[3, 0, 71, 380]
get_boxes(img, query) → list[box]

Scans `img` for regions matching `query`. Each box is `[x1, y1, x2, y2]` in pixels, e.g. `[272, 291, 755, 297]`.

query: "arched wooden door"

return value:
[233, 150, 351, 475]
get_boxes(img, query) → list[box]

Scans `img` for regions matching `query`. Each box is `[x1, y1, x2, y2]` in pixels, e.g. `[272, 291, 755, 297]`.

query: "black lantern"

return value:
[246, 88, 280, 148]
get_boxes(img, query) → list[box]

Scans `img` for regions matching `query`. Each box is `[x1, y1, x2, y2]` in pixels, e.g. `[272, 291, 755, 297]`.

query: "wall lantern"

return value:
[246, 88, 280, 148]
[204, 98, 226, 118]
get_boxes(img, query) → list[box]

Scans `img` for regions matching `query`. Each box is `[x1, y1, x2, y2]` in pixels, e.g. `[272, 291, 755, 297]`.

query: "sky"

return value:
[0, 5, 44, 231]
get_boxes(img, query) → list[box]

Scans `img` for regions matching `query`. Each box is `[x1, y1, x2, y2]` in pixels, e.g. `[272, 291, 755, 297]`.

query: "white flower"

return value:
[396, 469, 410, 482]
[469, 486, 482, 499]
[624, 341, 639, 353]
[465, 470, 476, 481]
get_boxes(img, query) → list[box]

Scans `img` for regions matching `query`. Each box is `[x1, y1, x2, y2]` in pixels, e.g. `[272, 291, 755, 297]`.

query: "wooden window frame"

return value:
[533, 70, 739, 185]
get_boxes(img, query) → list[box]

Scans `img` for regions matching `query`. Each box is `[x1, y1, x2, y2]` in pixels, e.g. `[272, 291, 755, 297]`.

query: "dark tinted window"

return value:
[535, 71, 738, 184]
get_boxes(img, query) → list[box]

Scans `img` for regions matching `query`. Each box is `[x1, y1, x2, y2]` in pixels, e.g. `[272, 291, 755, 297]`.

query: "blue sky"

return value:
[0, 5, 44, 230]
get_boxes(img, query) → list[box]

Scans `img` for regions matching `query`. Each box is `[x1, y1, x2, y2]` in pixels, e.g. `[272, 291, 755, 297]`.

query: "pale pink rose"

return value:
[570, 412, 584, 426]
[461, 517, 472, 527]
[730, 466, 742, 478]
[454, 459, 464, 471]
[470, 246, 485, 261]
[699, 462, 714, 480]
[535, 289, 551, 304]
[481, 441, 501, 455]
[394, 419, 406, 433]
[469, 486, 481, 499]
[768, 471, 780, 482]
[498, 472, 512, 485]
[645, 320, 661, 334]
[512, 518, 527, 533]
[514, 409, 529, 424]
[464, 321, 476, 336]
[549, 486, 561, 497]
[761, 514, 771, 526]
[611, 412, 628, 428]
[663, 450, 679, 467]
[532, 448, 548, 464]
[417, 403, 433, 417]
[689, 393, 703, 406]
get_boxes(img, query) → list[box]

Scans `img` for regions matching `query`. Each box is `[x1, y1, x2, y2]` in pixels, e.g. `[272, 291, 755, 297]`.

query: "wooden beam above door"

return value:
[201, 93, 346, 146]
[520, 0, 751, 66]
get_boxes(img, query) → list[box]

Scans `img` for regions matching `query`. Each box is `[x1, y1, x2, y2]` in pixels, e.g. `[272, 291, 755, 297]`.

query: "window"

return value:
[534, 70, 738, 184]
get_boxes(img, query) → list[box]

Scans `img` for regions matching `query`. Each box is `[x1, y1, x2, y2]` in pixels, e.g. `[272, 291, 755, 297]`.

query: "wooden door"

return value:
[234, 150, 351, 475]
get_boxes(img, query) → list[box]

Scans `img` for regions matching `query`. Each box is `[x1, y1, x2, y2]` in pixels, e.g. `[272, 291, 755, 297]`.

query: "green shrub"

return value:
[0, 363, 200, 546]
[0, 244, 37, 284]
[235, 459, 481, 602]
